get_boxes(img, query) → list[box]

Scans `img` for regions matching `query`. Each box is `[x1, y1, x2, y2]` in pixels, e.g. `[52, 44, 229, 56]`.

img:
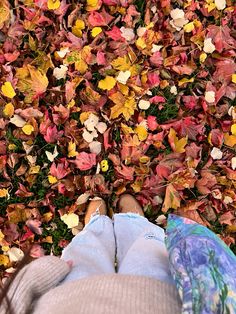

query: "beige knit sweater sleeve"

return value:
[0, 256, 71, 314]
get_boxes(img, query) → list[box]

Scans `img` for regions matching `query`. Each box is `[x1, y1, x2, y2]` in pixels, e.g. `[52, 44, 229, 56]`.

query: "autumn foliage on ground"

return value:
[0, 0, 236, 274]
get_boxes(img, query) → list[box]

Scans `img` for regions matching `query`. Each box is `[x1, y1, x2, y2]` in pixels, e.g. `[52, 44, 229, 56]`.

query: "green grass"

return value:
[40, 216, 73, 255]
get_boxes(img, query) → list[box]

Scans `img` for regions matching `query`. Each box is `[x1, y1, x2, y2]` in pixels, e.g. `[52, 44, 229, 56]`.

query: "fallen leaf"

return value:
[162, 184, 181, 212]
[61, 213, 79, 228]
[68, 141, 78, 157]
[73, 152, 97, 171]
[91, 27, 102, 37]
[3, 103, 14, 117]
[10, 115, 26, 127]
[168, 128, 187, 153]
[98, 76, 116, 91]
[48, 0, 61, 10]
[1, 82, 16, 98]
[0, 189, 8, 198]
[210, 147, 223, 160]
[22, 124, 34, 135]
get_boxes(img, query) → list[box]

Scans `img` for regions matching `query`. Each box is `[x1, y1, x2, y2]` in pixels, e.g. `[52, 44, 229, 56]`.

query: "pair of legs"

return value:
[60, 195, 174, 285]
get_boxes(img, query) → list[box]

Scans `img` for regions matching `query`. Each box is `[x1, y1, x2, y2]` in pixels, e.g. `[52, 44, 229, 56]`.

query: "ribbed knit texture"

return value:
[0, 256, 71, 314]
[33, 274, 182, 314]
[0, 256, 182, 314]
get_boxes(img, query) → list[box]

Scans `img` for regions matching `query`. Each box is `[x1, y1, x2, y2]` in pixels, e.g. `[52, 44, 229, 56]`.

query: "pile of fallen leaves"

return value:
[0, 0, 235, 274]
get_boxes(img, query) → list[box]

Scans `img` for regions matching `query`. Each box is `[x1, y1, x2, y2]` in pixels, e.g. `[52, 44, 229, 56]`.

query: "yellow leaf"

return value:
[178, 77, 194, 87]
[16, 65, 48, 103]
[91, 27, 102, 37]
[224, 133, 236, 147]
[136, 37, 147, 49]
[29, 165, 40, 174]
[22, 124, 34, 135]
[3, 102, 14, 117]
[48, 175, 58, 184]
[109, 92, 137, 121]
[135, 125, 148, 141]
[121, 123, 134, 135]
[47, 0, 61, 10]
[199, 52, 207, 63]
[0, 189, 8, 198]
[2, 246, 9, 252]
[168, 128, 187, 153]
[111, 56, 131, 71]
[75, 19, 85, 29]
[68, 141, 78, 157]
[118, 83, 129, 96]
[100, 160, 109, 172]
[232, 74, 236, 84]
[183, 21, 195, 32]
[139, 156, 150, 163]
[72, 20, 85, 38]
[204, 0, 216, 12]
[42, 212, 53, 223]
[42, 236, 53, 243]
[0, 254, 9, 266]
[231, 124, 236, 135]
[193, 19, 202, 28]
[0, 0, 10, 30]
[8, 144, 16, 150]
[80, 112, 92, 124]
[0, 230, 4, 242]
[61, 213, 79, 228]
[1, 82, 16, 98]
[86, 0, 100, 10]
[98, 76, 116, 91]
[67, 99, 76, 109]
[75, 59, 88, 74]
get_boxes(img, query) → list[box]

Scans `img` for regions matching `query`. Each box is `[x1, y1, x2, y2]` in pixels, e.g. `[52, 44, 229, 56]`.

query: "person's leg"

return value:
[60, 199, 116, 283]
[114, 195, 174, 285]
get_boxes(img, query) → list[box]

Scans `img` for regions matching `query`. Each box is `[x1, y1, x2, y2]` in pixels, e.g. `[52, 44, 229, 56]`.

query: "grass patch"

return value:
[40, 216, 73, 255]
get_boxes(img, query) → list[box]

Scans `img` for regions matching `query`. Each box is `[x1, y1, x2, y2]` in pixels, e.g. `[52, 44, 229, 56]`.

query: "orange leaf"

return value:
[162, 184, 181, 213]
[168, 128, 187, 153]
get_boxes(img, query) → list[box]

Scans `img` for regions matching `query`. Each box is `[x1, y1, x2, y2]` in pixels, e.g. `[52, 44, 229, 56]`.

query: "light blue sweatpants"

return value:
[60, 213, 173, 285]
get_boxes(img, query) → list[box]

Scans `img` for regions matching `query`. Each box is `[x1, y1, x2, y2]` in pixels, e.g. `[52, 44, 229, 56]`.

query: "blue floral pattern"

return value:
[165, 214, 236, 314]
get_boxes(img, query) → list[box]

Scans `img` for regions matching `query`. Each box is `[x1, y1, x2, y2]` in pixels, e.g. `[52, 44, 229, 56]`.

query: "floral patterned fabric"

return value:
[165, 214, 236, 314]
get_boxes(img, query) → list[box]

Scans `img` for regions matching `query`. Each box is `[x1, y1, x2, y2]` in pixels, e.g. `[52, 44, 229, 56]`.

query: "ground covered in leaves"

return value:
[0, 0, 236, 274]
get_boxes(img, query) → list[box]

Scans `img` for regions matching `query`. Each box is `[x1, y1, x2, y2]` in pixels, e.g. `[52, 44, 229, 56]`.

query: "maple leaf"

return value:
[207, 25, 236, 53]
[115, 164, 134, 181]
[15, 65, 48, 102]
[50, 159, 70, 179]
[219, 211, 235, 226]
[109, 91, 137, 121]
[72, 152, 97, 171]
[162, 183, 181, 213]
[0, 0, 10, 30]
[88, 8, 114, 26]
[98, 76, 116, 90]
[15, 183, 33, 198]
[196, 171, 217, 194]
[168, 128, 188, 153]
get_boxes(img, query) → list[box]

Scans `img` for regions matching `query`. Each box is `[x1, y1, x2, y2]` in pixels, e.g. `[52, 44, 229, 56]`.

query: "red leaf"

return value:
[207, 25, 236, 53]
[50, 159, 70, 179]
[196, 171, 217, 194]
[88, 9, 114, 26]
[105, 26, 124, 41]
[72, 152, 97, 171]
[219, 211, 235, 226]
[115, 164, 134, 181]
[15, 183, 33, 198]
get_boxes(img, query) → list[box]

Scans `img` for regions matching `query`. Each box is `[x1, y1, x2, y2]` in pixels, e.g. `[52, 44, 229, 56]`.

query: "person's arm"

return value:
[0, 256, 71, 314]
